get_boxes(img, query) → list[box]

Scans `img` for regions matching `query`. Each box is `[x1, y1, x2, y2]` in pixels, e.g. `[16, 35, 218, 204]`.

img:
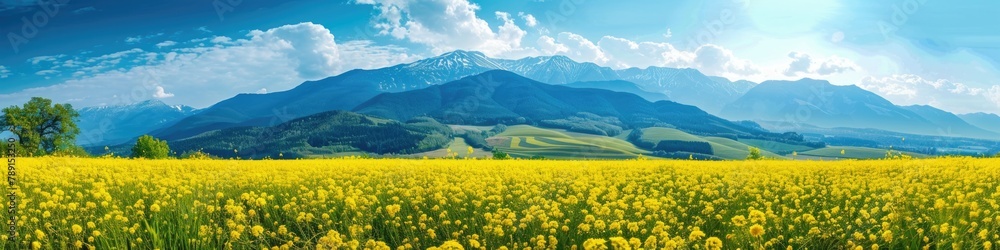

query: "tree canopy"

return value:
[1, 97, 80, 156]
[132, 135, 171, 159]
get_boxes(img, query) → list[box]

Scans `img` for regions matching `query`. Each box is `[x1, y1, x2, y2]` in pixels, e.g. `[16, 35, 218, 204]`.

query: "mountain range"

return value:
[76, 100, 197, 146]
[354, 70, 759, 136]
[141, 50, 755, 142]
[720, 79, 998, 140]
[958, 113, 1000, 135]
[73, 50, 1000, 153]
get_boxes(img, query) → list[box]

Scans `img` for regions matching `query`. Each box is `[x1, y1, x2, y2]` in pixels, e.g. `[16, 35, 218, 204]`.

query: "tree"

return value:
[627, 128, 644, 142]
[132, 135, 171, 159]
[492, 148, 510, 160]
[746, 146, 764, 160]
[1, 97, 80, 156]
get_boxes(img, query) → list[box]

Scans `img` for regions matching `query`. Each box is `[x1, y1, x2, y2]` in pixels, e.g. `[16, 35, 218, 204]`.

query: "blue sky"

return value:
[1, 0, 999, 115]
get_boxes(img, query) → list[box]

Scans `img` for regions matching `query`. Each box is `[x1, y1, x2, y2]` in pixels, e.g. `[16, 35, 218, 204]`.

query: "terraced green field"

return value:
[493, 125, 648, 159]
[481, 125, 918, 160]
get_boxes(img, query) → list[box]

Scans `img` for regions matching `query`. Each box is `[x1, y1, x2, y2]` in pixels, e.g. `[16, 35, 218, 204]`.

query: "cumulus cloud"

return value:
[518, 12, 537, 27]
[123, 33, 163, 44]
[597, 36, 690, 69]
[0, 22, 418, 109]
[537, 32, 762, 78]
[211, 36, 233, 44]
[691, 44, 759, 76]
[860, 74, 1000, 113]
[356, 0, 534, 58]
[546, 32, 608, 64]
[783, 52, 858, 76]
[536, 36, 568, 55]
[153, 86, 174, 98]
[245, 22, 340, 79]
[0, 65, 10, 78]
[156, 41, 177, 48]
[988, 86, 1000, 108]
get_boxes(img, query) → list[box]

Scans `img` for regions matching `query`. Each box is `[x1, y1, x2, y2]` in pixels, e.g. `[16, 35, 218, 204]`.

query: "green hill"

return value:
[490, 125, 648, 159]
[634, 127, 788, 160]
[797, 146, 928, 159]
[169, 111, 453, 159]
[739, 138, 818, 154]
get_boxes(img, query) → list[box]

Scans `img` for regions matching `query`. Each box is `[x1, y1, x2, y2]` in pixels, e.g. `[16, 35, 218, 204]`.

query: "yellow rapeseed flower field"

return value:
[3, 157, 1000, 249]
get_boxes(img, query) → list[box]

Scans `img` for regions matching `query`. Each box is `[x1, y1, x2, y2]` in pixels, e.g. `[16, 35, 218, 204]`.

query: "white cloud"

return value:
[547, 32, 608, 64]
[153, 86, 174, 98]
[536, 35, 568, 55]
[783, 52, 858, 76]
[125, 36, 141, 43]
[0, 22, 417, 109]
[211, 36, 233, 44]
[255, 88, 268, 94]
[536, 33, 763, 79]
[596, 36, 690, 69]
[518, 12, 537, 27]
[860, 74, 1000, 113]
[988, 86, 1000, 108]
[0, 66, 10, 78]
[357, 0, 534, 58]
[246, 23, 341, 79]
[28, 55, 64, 65]
[35, 69, 59, 76]
[691, 44, 760, 76]
[156, 41, 177, 48]
[72, 6, 96, 14]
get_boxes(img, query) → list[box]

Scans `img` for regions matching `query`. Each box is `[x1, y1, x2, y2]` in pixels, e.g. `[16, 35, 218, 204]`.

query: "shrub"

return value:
[492, 148, 510, 160]
[746, 146, 764, 160]
[132, 135, 171, 159]
[653, 140, 713, 155]
[180, 149, 215, 160]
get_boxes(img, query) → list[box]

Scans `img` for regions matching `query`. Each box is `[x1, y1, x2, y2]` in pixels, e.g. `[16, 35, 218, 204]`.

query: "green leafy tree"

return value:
[0, 97, 80, 156]
[627, 128, 644, 142]
[492, 148, 510, 160]
[746, 146, 764, 160]
[132, 135, 171, 159]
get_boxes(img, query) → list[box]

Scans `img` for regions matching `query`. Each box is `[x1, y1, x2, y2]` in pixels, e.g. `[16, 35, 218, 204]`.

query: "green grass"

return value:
[797, 146, 927, 159]
[498, 125, 574, 138]
[703, 137, 787, 160]
[739, 139, 817, 154]
[449, 125, 494, 134]
[408, 137, 492, 158]
[638, 127, 787, 160]
[492, 125, 648, 159]
[639, 127, 709, 143]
